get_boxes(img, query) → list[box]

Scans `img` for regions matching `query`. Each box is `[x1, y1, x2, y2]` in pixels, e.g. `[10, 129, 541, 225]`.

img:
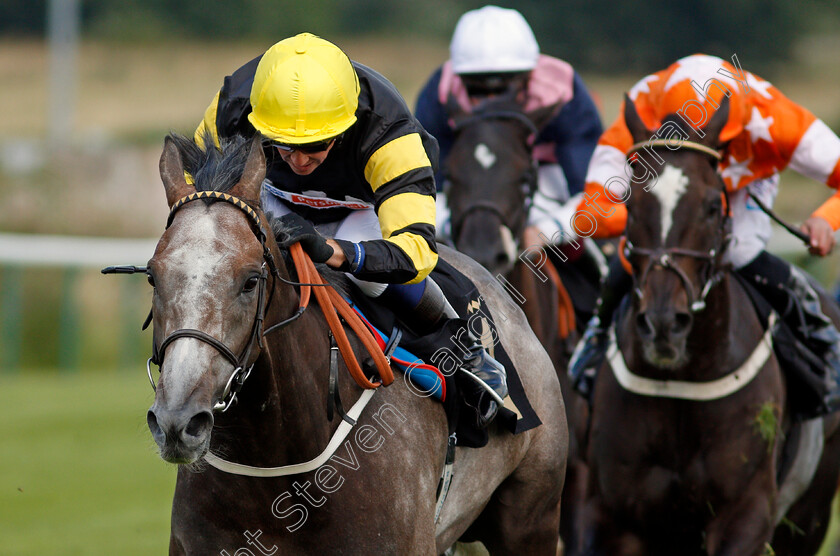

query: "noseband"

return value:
[625, 240, 722, 313]
[148, 191, 294, 412]
[140, 190, 393, 413]
[624, 140, 730, 313]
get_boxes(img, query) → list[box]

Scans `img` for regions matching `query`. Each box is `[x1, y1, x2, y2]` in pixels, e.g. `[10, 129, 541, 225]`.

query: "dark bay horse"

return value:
[576, 96, 840, 555]
[143, 133, 568, 555]
[443, 96, 599, 551]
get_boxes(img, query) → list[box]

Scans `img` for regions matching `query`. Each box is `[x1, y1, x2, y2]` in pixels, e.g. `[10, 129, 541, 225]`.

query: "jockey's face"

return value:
[275, 138, 336, 176]
[460, 72, 530, 106]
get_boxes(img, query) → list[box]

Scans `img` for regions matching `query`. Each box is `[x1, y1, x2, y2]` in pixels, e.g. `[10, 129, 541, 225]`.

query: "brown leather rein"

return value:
[146, 191, 393, 412]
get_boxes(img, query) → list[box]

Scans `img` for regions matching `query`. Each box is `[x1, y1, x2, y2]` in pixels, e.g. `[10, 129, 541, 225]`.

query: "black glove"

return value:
[276, 213, 334, 263]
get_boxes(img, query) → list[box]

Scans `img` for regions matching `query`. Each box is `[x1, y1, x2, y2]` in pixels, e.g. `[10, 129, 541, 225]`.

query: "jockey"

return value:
[194, 32, 507, 428]
[568, 54, 840, 416]
[414, 5, 603, 250]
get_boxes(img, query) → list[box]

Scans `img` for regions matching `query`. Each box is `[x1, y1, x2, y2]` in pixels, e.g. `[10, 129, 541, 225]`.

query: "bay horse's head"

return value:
[445, 95, 556, 275]
[622, 94, 731, 368]
[145, 133, 282, 463]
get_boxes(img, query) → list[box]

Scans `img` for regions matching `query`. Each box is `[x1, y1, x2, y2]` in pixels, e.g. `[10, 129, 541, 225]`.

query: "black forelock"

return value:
[167, 131, 251, 193]
[658, 113, 696, 140]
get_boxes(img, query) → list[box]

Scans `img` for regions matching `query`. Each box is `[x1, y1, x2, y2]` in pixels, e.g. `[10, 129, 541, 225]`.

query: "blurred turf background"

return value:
[2, 32, 840, 555]
[2, 372, 174, 555]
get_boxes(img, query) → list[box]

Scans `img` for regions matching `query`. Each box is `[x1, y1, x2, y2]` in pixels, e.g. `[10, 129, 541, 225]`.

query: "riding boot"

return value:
[568, 255, 633, 398]
[383, 278, 508, 428]
[738, 251, 840, 414]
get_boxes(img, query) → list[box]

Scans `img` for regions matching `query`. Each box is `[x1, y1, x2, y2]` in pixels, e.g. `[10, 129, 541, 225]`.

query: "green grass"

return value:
[818, 496, 840, 556]
[2, 372, 839, 555]
[1, 372, 175, 556]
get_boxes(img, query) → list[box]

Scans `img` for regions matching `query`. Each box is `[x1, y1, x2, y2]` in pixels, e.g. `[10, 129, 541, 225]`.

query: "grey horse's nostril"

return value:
[147, 409, 164, 443]
[184, 411, 213, 440]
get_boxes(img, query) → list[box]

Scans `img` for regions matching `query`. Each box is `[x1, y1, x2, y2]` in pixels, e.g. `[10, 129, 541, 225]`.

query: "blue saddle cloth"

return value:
[349, 306, 447, 401]
[348, 258, 541, 448]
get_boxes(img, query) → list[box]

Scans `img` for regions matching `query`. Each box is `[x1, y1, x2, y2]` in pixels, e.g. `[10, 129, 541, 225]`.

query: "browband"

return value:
[167, 191, 261, 230]
[626, 139, 722, 161]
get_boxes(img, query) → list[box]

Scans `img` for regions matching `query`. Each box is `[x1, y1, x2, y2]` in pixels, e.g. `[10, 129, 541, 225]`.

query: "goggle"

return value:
[272, 137, 335, 155]
[461, 73, 528, 97]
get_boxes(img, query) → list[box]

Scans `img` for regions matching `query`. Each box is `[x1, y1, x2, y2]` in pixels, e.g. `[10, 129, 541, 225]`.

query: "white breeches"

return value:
[725, 174, 780, 269]
[261, 188, 388, 297]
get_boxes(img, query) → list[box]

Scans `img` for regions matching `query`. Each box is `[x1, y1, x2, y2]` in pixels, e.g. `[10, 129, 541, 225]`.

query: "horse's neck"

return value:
[212, 299, 337, 466]
[687, 273, 766, 377]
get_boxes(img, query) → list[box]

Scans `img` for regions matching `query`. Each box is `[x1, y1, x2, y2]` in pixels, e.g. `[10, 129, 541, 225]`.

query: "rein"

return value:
[119, 191, 394, 413]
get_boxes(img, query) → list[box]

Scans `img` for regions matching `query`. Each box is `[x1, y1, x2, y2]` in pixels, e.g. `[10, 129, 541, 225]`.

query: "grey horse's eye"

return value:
[242, 276, 259, 293]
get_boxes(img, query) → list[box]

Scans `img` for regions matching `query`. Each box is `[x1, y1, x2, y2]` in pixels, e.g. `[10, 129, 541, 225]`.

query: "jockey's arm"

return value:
[331, 132, 439, 285]
[324, 239, 347, 267]
[801, 216, 835, 256]
[574, 111, 635, 240]
[547, 72, 604, 198]
[767, 94, 840, 256]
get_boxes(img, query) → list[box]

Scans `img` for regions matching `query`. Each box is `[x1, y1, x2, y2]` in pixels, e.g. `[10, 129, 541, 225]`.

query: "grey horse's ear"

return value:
[234, 135, 266, 203]
[160, 135, 194, 208]
[623, 93, 652, 143]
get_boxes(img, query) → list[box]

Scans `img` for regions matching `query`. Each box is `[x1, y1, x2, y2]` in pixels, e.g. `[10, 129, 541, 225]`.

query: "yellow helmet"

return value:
[248, 33, 360, 144]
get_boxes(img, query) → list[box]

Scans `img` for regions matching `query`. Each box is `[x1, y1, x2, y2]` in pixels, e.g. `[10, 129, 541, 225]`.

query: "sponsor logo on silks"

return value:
[263, 181, 373, 210]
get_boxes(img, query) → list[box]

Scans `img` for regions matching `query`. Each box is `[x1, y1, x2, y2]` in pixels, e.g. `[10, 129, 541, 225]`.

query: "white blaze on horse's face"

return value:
[474, 143, 497, 170]
[158, 209, 240, 403]
[649, 164, 690, 244]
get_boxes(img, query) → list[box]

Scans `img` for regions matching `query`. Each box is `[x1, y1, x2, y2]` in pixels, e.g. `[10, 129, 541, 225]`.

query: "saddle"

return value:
[735, 272, 837, 421]
[544, 243, 603, 337]
[348, 258, 541, 448]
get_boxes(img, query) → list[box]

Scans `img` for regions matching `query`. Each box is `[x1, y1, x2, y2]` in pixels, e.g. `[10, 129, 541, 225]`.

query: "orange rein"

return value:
[287, 243, 394, 389]
[540, 251, 576, 339]
[520, 248, 576, 339]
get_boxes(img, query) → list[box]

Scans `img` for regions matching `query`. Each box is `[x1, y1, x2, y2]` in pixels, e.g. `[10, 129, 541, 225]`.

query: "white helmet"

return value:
[450, 5, 539, 74]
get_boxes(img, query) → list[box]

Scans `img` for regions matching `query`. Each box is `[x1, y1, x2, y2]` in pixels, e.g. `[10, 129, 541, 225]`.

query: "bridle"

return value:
[623, 140, 731, 313]
[145, 191, 305, 411]
[447, 108, 539, 240]
[120, 190, 393, 413]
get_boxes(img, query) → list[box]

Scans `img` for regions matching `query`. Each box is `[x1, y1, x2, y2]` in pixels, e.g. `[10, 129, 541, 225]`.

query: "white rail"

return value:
[0, 233, 157, 267]
[0, 229, 819, 268]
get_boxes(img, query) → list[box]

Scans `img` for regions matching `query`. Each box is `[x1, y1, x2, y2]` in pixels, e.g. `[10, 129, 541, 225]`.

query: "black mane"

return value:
[658, 113, 698, 141]
[166, 130, 350, 294]
[167, 131, 251, 193]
